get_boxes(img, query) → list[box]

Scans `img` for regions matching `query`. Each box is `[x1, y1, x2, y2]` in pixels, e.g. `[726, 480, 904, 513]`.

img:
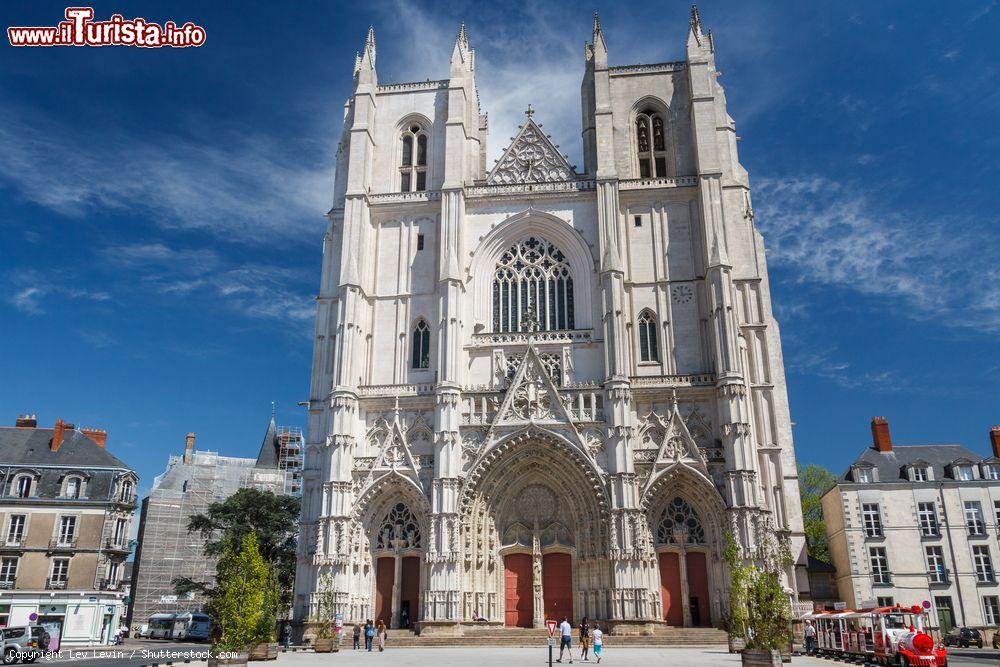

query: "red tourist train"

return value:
[803, 604, 947, 666]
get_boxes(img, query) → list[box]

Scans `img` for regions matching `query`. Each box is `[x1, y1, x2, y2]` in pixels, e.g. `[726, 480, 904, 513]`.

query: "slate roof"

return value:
[839, 443, 988, 483]
[254, 416, 280, 469]
[0, 426, 131, 469]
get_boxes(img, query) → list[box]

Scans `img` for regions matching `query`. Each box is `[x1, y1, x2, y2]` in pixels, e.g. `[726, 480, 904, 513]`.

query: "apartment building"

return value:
[0, 415, 137, 646]
[824, 418, 1000, 632]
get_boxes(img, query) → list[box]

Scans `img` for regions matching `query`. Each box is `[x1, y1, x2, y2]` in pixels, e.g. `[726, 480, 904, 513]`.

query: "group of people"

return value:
[557, 616, 604, 664]
[351, 619, 388, 651]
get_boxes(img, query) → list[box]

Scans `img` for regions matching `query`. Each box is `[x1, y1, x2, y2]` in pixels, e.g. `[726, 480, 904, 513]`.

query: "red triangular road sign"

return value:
[546, 620, 558, 637]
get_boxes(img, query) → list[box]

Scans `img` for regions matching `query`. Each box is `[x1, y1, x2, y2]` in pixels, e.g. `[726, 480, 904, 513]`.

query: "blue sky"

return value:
[1, 1, 997, 494]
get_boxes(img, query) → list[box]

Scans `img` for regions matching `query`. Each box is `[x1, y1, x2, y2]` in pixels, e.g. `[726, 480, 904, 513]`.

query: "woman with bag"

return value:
[376, 620, 388, 651]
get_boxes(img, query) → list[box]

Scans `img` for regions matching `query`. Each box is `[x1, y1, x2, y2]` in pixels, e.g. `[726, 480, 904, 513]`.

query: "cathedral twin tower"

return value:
[295, 7, 807, 634]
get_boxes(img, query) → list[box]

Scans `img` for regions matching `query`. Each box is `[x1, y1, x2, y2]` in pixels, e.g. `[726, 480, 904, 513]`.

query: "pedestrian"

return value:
[556, 616, 574, 664]
[352, 622, 361, 650]
[591, 624, 603, 664]
[364, 619, 375, 651]
[804, 620, 816, 655]
[579, 616, 591, 661]
[376, 619, 387, 651]
[401, 607, 409, 629]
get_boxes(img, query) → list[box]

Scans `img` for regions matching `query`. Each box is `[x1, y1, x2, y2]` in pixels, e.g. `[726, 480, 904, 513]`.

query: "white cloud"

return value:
[0, 105, 332, 244]
[755, 175, 1000, 332]
[5, 274, 110, 315]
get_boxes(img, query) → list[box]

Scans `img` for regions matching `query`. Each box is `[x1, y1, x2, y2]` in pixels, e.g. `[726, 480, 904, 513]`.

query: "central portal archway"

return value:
[460, 431, 610, 626]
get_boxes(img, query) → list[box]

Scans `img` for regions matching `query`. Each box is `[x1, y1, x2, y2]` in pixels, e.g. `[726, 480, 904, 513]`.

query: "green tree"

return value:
[174, 488, 300, 604]
[213, 531, 269, 652]
[798, 464, 836, 562]
[725, 532, 794, 653]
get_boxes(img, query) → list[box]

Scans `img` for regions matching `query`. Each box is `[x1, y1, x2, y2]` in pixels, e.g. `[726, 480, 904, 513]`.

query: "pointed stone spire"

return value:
[356, 26, 378, 87]
[364, 25, 377, 65]
[591, 11, 608, 66]
[689, 4, 703, 43]
[451, 21, 473, 73]
[352, 51, 362, 76]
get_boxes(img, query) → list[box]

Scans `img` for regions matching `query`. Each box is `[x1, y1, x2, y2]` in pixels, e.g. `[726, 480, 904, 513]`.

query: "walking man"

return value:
[556, 616, 574, 664]
[364, 619, 374, 651]
[579, 617, 591, 661]
[352, 622, 361, 650]
[804, 620, 816, 655]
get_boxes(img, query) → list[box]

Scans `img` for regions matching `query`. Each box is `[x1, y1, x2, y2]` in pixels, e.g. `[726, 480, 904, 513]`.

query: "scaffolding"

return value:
[277, 426, 303, 496]
[129, 450, 290, 625]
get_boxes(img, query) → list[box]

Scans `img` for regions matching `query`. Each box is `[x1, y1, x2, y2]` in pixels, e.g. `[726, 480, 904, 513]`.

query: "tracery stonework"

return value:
[295, 8, 808, 635]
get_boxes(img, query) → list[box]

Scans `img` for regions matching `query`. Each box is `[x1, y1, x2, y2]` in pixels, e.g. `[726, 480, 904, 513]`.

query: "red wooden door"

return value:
[542, 552, 573, 623]
[400, 556, 420, 624]
[659, 552, 682, 625]
[686, 552, 711, 627]
[375, 556, 394, 625]
[504, 553, 533, 627]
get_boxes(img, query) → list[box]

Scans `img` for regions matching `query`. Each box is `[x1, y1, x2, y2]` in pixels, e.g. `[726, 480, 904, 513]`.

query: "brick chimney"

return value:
[991, 426, 1000, 459]
[183, 432, 196, 463]
[51, 419, 67, 452]
[15, 414, 37, 428]
[81, 427, 107, 448]
[871, 416, 892, 452]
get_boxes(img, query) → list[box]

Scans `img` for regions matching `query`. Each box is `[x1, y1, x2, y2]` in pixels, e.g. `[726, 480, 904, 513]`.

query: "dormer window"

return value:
[11, 474, 33, 498]
[635, 109, 668, 178]
[400, 124, 428, 192]
[853, 466, 876, 483]
[983, 464, 1000, 481]
[909, 465, 931, 482]
[63, 476, 83, 499]
[954, 464, 975, 481]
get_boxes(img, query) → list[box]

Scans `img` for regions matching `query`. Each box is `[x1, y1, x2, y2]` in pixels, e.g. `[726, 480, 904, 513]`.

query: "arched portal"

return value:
[460, 432, 609, 627]
[355, 474, 430, 629]
[642, 467, 727, 628]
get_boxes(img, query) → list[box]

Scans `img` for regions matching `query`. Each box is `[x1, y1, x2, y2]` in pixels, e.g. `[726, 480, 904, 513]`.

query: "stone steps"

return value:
[366, 627, 728, 648]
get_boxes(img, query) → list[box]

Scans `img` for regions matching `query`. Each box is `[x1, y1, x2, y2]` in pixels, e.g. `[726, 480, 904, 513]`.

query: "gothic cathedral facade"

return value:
[296, 8, 808, 634]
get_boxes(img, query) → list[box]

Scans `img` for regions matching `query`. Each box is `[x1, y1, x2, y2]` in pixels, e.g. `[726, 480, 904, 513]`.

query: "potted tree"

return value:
[249, 568, 280, 661]
[208, 532, 270, 667]
[724, 535, 748, 654]
[311, 572, 338, 653]
[725, 532, 793, 667]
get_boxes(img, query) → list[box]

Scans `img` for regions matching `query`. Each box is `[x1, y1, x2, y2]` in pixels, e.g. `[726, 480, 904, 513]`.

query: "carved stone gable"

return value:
[491, 343, 574, 429]
[363, 405, 424, 492]
[486, 117, 576, 185]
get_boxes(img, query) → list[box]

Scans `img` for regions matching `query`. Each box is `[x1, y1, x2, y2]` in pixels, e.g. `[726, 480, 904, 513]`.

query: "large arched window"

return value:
[411, 319, 430, 369]
[375, 502, 421, 550]
[635, 109, 668, 178]
[492, 236, 574, 333]
[638, 310, 659, 363]
[656, 497, 706, 546]
[400, 124, 428, 192]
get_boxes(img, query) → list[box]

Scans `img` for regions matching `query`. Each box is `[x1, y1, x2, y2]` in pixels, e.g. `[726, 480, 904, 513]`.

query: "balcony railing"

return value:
[48, 537, 77, 549]
[928, 569, 950, 584]
[976, 571, 996, 584]
[872, 572, 893, 586]
[104, 539, 129, 552]
[864, 528, 884, 538]
[97, 579, 121, 591]
[4, 535, 24, 547]
[46, 579, 67, 590]
[968, 522, 987, 536]
[0, 580, 14, 590]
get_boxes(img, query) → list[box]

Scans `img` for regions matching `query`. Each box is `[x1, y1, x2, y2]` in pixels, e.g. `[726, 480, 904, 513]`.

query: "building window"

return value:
[876, 596, 895, 608]
[994, 501, 1000, 535]
[966, 501, 986, 536]
[400, 124, 428, 192]
[912, 466, 929, 482]
[974, 545, 995, 583]
[634, 215, 642, 228]
[0, 557, 17, 588]
[955, 464, 975, 481]
[12, 475, 32, 498]
[6, 516, 25, 546]
[492, 236, 574, 333]
[926, 546, 947, 583]
[985, 596, 1000, 625]
[57, 516, 76, 545]
[918, 502, 939, 536]
[854, 467, 873, 483]
[64, 476, 82, 499]
[112, 518, 127, 547]
[656, 497, 706, 546]
[375, 502, 421, 551]
[862, 503, 884, 537]
[637, 310, 659, 363]
[411, 319, 431, 370]
[635, 109, 668, 178]
[417, 234, 425, 251]
[985, 465, 1000, 481]
[869, 547, 891, 585]
[48, 558, 69, 588]
[119, 480, 134, 502]
[107, 561, 121, 586]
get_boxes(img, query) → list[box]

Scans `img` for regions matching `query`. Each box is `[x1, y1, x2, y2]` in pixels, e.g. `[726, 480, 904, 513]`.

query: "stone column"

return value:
[391, 547, 403, 629]
[678, 549, 692, 627]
